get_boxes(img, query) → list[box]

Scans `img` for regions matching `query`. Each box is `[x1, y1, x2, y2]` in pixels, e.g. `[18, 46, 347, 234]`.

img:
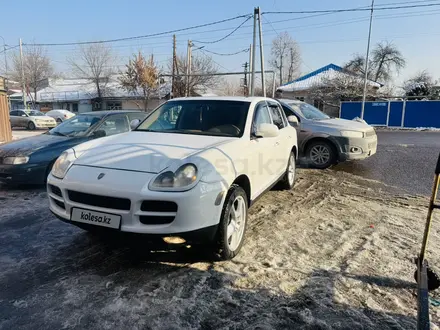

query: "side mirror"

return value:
[287, 115, 299, 127]
[256, 123, 279, 138]
[130, 119, 140, 130]
[22, 114, 27, 117]
[93, 130, 106, 138]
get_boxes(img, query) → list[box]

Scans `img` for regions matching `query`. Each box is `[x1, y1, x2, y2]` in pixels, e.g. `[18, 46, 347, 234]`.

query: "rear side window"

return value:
[10, 111, 18, 116]
[269, 105, 286, 129]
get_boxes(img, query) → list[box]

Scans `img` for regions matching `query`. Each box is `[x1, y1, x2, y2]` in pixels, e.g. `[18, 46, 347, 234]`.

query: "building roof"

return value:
[10, 77, 171, 102]
[278, 63, 382, 92]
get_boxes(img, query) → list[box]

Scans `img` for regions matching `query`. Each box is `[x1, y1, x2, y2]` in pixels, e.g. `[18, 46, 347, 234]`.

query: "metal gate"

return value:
[340, 100, 440, 128]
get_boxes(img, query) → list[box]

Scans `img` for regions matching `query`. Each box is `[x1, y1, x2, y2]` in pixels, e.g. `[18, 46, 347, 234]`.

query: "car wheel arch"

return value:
[231, 174, 251, 206]
[304, 136, 339, 157]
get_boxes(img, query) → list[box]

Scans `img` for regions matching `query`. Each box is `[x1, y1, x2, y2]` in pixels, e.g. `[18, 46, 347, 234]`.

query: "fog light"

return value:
[350, 147, 362, 154]
[163, 236, 186, 244]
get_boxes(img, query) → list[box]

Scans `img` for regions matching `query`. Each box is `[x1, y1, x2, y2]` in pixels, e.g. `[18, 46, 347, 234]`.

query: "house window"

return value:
[295, 96, 305, 102]
[314, 99, 324, 111]
[107, 101, 122, 110]
[72, 103, 78, 112]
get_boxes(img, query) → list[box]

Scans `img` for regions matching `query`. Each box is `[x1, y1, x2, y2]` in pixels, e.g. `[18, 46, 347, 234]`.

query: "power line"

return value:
[263, 3, 440, 14]
[198, 48, 231, 72]
[23, 14, 252, 47]
[193, 15, 252, 44]
[199, 48, 249, 56]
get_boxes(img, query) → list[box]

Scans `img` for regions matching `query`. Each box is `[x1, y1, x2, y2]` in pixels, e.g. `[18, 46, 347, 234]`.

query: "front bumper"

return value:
[35, 122, 56, 129]
[337, 134, 378, 161]
[0, 163, 48, 184]
[47, 165, 227, 239]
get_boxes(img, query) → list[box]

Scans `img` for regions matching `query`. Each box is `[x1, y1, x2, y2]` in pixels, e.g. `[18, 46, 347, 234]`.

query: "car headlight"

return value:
[149, 163, 198, 192]
[340, 130, 364, 138]
[51, 149, 76, 179]
[3, 156, 29, 165]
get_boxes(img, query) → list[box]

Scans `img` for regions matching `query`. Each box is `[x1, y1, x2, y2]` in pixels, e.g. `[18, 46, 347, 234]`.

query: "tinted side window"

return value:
[282, 105, 294, 117]
[269, 106, 285, 129]
[10, 111, 18, 116]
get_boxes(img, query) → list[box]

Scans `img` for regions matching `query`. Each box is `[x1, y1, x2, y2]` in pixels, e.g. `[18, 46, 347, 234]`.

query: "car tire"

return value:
[28, 121, 36, 130]
[306, 140, 336, 169]
[278, 151, 296, 190]
[215, 184, 248, 260]
[56, 118, 62, 124]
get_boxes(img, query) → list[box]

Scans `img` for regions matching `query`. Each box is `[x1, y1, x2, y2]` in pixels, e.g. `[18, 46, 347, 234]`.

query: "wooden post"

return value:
[0, 76, 12, 143]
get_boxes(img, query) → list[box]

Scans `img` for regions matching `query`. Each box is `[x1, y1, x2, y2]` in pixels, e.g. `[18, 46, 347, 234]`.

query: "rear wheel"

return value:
[306, 140, 336, 169]
[27, 121, 36, 130]
[278, 151, 296, 190]
[215, 184, 248, 260]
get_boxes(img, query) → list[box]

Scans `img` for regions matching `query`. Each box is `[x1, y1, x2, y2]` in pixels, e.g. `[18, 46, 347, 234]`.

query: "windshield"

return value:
[26, 110, 45, 116]
[136, 100, 250, 137]
[288, 103, 330, 120]
[48, 114, 102, 137]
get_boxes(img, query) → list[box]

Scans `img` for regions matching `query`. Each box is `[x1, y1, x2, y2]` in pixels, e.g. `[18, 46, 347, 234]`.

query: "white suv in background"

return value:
[47, 97, 298, 260]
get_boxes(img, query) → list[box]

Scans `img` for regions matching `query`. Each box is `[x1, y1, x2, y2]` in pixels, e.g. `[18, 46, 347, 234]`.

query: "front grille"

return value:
[49, 184, 62, 197]
[52, 198, 65, 210]
[365, 130, 376, 137]
[67, 190, 131, 211]
[139, 216, 175, 225]
[141, 201, 178, 212]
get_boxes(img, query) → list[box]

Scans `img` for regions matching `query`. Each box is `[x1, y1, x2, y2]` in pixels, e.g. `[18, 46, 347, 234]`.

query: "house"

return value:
[277, 63, 382, 116]
[10, 77, 171, 113]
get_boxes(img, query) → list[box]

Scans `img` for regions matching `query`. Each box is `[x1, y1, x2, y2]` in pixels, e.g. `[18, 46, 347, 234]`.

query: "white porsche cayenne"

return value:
[47, 97, 298, 259]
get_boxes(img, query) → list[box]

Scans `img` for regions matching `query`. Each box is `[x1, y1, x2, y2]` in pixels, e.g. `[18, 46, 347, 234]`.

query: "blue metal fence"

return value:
[340, 100, 440, 128]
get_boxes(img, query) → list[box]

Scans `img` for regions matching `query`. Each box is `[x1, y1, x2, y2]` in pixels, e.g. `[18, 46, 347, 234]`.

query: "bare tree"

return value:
[403, 70, 439, 99]
[68, 43, 115, 98]
[170, 53, 219, 97]
[270, 32, 301, 85]
[11, 44, 54, 101]
[344, 41, 405, 83]
[219, 79, 243, 96]
[119, 52, 158, 111]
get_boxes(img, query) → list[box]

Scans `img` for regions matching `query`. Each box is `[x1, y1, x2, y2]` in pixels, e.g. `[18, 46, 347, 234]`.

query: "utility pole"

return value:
[279, 53, 283, 86]
[248, 44, 253, 94]
[171, 35, 176, 99]
[242, 62, 248, 96]
[19, 38, 26, 108]
[250, 8, 258, 96]
[257, 7, 266, 97]
[361, 0, 375, 120]
[185, 40, 192, 97]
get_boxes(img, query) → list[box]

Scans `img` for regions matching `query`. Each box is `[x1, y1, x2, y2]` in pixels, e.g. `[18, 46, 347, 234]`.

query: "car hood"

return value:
[74, 132, 234, 173]
[308, 118, 373, 131]
[0, 134, 75, 157]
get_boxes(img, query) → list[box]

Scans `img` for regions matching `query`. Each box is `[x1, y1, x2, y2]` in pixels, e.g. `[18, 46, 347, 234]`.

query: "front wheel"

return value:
[27, 121, 36, 130]
[215, 184, 248, 260]
[306, 140, 336, 169]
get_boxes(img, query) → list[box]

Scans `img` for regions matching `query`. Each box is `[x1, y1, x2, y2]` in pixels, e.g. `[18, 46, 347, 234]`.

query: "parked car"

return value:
[0, 110, 147, 185]
[45, 109, 76, 124]
[10, 109, 57, 130]
[47, 97, 298, 260]
[279, 99, 377, 169]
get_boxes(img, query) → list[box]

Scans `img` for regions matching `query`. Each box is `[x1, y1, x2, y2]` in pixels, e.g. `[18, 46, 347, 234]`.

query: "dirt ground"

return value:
[1, 169, 440, 329]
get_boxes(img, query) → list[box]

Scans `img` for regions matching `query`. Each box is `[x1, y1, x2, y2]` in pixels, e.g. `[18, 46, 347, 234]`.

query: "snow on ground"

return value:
[0, 169, 440, 329]
[11, 129, 45, 140]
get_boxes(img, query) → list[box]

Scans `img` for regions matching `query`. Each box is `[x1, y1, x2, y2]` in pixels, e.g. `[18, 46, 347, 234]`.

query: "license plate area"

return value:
[71, 208, 121, 229]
